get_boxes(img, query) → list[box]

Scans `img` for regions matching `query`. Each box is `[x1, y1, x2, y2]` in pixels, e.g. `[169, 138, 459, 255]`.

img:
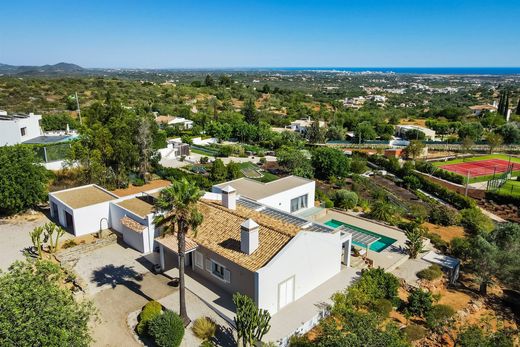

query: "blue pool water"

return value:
[324, 219, 396, 252]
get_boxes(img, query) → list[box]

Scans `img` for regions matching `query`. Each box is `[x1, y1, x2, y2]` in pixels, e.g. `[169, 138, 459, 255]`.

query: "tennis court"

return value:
[440, 159, 520, 177]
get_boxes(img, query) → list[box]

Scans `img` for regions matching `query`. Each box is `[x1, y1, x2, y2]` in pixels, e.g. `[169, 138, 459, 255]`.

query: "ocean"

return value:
[264, 67, 520, 75]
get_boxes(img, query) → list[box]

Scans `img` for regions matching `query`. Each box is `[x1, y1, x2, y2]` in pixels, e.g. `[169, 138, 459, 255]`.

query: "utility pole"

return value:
[75, 92, 82, 125]
[465, 170, 470, 196]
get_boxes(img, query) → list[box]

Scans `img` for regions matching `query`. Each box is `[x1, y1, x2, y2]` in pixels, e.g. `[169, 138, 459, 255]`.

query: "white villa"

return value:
[155, 115, 194, 129]
[395, 124, 436, 140]
[0, 111, 42, 146]
[49, 175, 414, 344]
[286, 117, 326, 134]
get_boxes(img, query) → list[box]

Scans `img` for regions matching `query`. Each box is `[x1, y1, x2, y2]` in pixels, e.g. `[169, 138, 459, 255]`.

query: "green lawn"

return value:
[494, 179, 520, 198]
[432, 154, 520, 167]
[432, 154, 520, 183]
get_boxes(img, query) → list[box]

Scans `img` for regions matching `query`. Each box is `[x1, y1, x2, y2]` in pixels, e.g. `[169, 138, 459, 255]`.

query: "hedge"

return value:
[136, 301, 162, 336]
[485, 190, 520, 206]
[416, 175, 476, 210]
[415, 161, 465, 184]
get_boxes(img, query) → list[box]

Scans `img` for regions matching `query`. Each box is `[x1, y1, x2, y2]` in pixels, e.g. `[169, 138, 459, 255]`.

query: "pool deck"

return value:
[307, 209, 414, 271]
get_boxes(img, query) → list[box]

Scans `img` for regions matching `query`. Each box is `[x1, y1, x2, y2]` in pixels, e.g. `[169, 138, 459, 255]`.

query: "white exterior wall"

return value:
[0, 121, 21, 146]
[256, 231, 341, 315]
[0, 114, 41, 146]
[70, 202, 112, 236]
[258, 181, 315, 213]
[109, 202, 157, 254]
[49, 194, 111, 237]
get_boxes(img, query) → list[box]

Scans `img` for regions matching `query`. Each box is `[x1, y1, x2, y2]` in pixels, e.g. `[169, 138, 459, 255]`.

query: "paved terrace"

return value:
[164, 265, 359, 345]
[308, 209, 411, 271]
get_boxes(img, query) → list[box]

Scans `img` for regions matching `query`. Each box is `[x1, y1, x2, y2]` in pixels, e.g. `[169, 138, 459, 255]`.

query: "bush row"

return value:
[415, 161, 465, 185]
[485, 190, 520, 206]
[415, 175, 476, 210]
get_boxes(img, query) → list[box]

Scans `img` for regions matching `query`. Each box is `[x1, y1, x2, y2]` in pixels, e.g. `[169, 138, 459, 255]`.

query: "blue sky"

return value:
[1, 0, 519, 68]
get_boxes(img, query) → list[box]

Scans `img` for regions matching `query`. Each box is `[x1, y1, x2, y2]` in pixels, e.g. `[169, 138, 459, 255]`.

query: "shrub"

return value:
[450, 237, 471, 260]
[148, 310, 185, 347]
[370, 298, 393, 318]
[191, 317, 216, 341]
[417, 265, 443, 281]
[426, 304, 455, 331]
[403, 175, 422, 190]
[333, 190, 358, 210]
[200, 156, 209, 164]
[425, 231, 448, 252]
[460, 208, 494, 235]
[429, 205, 461, 226]
[406, 288, 433, 318]
[403, 324, 427, 342]
[62, 239, 78, 249]
[136, 300, 162, 336]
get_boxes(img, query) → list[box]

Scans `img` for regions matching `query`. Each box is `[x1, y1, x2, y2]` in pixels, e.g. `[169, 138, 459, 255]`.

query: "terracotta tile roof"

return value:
[121, 216, 147, 233]
[156, 233, 198, 254]
[186, 200, 300, 271]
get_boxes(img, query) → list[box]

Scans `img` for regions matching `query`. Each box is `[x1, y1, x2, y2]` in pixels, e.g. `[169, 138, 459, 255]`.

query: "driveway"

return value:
[0, 211, 73, 271]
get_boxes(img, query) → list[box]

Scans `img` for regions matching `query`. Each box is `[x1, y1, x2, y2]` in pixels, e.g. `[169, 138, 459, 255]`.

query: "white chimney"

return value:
[240, 219, 259, 255]
[221, 185, 236, 210]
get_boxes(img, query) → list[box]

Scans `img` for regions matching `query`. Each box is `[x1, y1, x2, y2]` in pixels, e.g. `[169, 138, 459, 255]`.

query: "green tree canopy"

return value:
[311, 147, 350, 180]
[0, 259, 93, 346]
[0, 145, 49, 215]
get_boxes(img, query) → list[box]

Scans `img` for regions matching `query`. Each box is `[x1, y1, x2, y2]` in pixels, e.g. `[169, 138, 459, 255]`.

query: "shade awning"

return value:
[337, 225, 380, 248]
[156, 234, 198, 254]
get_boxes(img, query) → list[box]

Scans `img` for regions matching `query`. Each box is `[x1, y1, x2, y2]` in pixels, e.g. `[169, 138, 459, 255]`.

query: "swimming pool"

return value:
[324, 219, 397, 252]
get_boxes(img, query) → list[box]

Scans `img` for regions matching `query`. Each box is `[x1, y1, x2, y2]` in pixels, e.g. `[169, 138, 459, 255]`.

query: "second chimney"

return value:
[241, 219, 259, 255]
[221, 185, 236, 210]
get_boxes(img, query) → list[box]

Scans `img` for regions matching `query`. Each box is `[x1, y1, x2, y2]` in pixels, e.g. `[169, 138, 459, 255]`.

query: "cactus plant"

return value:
[233, 293, 271, 347]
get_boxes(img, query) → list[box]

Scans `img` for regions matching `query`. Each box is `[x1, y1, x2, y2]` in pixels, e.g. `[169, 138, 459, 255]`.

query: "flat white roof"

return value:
[214, 176, 312, 201]
[50, 185, 118, 209]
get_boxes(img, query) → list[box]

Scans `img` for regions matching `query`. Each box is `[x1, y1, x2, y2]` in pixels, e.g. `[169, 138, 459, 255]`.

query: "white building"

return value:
[286, 117, 325, 134]
[469, 104, 497, 117]
[157, 187, 352, 316]
[343, 96, 366, 109]
[49, 184, 164, 253]
[155, 115, 194, 129]
[395, 124, 436, 140]
[212, 176, 315, 214]
[0, 112, 42, 146]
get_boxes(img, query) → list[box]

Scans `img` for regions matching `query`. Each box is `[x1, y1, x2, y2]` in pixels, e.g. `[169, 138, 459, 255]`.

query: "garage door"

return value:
[278, 276, 295, 310]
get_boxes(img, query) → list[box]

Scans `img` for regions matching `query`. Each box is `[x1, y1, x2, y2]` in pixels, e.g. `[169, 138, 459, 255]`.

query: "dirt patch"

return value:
[399, 119, 428, 127]
[422, 223, 465, 242]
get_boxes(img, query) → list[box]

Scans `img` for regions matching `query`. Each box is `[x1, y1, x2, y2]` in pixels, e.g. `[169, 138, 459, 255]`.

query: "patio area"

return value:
[164, 265, 359, 345]
[306, 209, 411, 271]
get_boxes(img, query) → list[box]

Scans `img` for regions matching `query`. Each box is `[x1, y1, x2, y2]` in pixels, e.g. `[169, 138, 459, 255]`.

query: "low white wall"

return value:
[256, 231, 341, 315]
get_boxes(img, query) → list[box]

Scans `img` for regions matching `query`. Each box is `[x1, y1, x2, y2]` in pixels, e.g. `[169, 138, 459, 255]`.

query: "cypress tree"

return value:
[516, 98, 520, 115]
[497, 92, 504, 115]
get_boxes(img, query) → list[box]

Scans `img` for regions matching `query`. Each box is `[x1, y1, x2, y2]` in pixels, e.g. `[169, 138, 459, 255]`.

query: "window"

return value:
[194, 251, 203, 269]
[20, 127, 27, 136]
[206, 259, 231, 283]
[212, 262, 225, 279]
[290, 194, 308, 212]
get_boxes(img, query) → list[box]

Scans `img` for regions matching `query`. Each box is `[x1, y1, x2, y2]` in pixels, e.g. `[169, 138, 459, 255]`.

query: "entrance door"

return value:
[65, 211, 74, 233]
[278, 276, 295, 310]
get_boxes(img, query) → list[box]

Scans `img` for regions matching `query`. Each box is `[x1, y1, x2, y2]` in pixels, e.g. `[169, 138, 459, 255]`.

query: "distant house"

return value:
[395, 124, 436, 140]
[155, 115, 194, 129]
[286, 117, 326, 134]
[343, 96, 366, 109]
[0, 111, 42, 146]
[469, 104, 497, 117]
[212, 176, 315, 214]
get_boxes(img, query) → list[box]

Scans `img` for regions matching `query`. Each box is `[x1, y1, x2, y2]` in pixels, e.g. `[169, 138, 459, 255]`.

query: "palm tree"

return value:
[368, 200, 396, 224]
[404, 222, 426, 259]
[154, 179, 204, 325]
